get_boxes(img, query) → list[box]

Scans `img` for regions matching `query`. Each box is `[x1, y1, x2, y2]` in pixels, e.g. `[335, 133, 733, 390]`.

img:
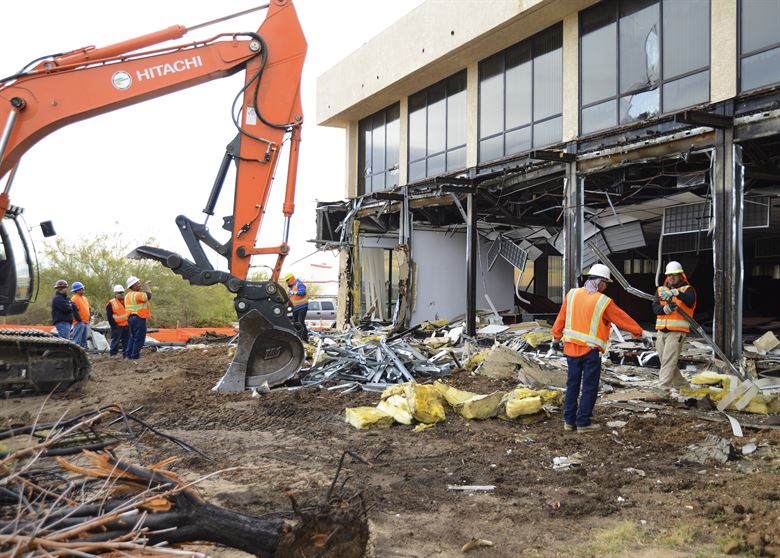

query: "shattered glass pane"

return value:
[619, 0, 660, 94]
[663, 70, 709, 113]
[619, 88, 659, 124]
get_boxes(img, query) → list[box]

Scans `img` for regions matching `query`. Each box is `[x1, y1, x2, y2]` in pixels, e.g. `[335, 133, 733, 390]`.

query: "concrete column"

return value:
[346, 121, 359, 198]
[466, 61, 479, 168]
[562, 162, 583, 295]
[562, 11, 579, 142]
[399, 97, 409, 185]
[711, 128, 743, 361]
[711, 0, 737, 103]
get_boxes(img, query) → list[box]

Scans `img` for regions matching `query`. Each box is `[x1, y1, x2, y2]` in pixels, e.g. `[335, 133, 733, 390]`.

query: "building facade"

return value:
[316, 0, 780, 358]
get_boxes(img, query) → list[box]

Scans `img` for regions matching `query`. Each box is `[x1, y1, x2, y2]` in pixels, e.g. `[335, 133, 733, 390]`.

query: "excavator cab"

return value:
[0, 209, 36, 316]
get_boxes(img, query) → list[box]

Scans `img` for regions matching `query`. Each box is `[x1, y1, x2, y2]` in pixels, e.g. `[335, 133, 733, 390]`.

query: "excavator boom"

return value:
[0, 0, 307, 392]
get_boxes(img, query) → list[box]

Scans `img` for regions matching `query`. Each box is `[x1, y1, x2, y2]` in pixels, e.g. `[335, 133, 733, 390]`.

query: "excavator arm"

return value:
[0, 0, 307, 392]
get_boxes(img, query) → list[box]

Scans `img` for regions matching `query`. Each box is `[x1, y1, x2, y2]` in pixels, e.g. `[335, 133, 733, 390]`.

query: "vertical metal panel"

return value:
[563, 162, 583, 295]
[466, 193, 477, 336]
[711, 129, 743, 362]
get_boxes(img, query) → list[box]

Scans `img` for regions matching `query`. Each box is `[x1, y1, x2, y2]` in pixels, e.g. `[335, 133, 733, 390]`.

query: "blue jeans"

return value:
[54, 322, 71, 339]
[564, 348, 602, 427]
[70, 322, 88, 348]
[127, 315, 147, 359]
[110, 326, 130, 357]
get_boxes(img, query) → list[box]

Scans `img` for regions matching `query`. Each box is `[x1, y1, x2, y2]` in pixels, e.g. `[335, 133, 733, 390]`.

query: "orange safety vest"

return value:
[108, 297, 128, 327]
[562, 288, 613, 352]
[71, 293, 90, 324]
[655, 283, 695, 333]
[288, 279, 308, 309]
[125, 290, 151, 319]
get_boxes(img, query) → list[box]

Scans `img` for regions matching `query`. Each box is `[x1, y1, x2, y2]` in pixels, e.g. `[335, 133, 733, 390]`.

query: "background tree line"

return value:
[11, 235, 262, 327]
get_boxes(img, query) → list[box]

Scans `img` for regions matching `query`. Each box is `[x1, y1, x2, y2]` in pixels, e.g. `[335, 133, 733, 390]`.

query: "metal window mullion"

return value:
[502, 49, 508, 158]
[659, 0, 664, 111]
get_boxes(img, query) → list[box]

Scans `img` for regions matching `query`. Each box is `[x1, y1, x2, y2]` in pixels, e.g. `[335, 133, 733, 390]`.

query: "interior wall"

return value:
[410, 229, 514, 324]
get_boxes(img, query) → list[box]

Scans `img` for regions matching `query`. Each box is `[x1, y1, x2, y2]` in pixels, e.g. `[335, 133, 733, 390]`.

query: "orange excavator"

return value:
[0, 0, 307, 392]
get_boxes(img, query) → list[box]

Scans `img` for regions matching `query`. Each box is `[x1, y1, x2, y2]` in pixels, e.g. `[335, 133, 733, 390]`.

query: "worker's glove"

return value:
[663, 305, 673, 315]
[551, 340, 562, 352]
[668, 288, 679, 297]
[659, 287, 673, 300]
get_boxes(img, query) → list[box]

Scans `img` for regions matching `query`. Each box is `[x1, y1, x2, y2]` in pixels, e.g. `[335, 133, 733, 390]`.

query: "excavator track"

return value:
[0, 329, 90, 393]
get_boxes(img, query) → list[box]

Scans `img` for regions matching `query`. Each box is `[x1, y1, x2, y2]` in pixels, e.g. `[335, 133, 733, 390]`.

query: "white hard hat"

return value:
[586, 263, 612, 282]
[113, 284, 125, 293]
[664, 261, 684, 275]
[126, 276, 140, 289]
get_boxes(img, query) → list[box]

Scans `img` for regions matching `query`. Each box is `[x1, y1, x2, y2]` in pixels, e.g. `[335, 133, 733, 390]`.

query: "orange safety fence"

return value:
[0, 325, 237, 343]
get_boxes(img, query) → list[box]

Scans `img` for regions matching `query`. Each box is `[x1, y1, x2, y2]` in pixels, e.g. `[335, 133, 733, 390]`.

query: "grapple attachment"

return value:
[214, 281, 304, 392]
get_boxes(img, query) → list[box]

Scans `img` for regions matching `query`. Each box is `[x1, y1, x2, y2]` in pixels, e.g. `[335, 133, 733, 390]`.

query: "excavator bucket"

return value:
[214, 308, 304, 392]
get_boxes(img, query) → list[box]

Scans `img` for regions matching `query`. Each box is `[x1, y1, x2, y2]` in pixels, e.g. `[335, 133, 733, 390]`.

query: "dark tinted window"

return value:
[321, 301, 335, 311]
[407, 70, 468, 179]
[358, 103, 400, 195]
[478, 24, 562, 163]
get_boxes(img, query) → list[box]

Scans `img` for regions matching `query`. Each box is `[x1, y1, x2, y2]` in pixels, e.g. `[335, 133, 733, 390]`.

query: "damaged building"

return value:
[314, 0, 780, 363]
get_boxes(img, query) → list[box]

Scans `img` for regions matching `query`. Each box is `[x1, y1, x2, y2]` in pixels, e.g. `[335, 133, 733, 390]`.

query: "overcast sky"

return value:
[0, 0, 423, 285]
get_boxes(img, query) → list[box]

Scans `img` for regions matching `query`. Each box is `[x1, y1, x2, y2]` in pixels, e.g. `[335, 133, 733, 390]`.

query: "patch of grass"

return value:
[573, 521, 647, 557]
[657, 523, 701, 549]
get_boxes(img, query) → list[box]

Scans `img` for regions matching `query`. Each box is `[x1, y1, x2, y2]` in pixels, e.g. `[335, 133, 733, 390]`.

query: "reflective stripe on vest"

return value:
[289, 280, 308, 308]
[125, 291, 151, 319]
[109, 298, 128, 327]
[562, 288, 611, 351]
[655, 284, 695, 332]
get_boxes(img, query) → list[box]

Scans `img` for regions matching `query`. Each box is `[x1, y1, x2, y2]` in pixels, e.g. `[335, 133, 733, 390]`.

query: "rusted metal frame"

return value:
[711, 127, 744, 363]
[354, 192, 466, 219]
[563, 160, 583, 295]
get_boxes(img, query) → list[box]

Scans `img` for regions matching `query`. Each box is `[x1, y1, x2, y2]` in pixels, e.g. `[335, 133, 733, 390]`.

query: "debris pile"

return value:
[344, 380, 563, 429]
[0, 405, 369, 557]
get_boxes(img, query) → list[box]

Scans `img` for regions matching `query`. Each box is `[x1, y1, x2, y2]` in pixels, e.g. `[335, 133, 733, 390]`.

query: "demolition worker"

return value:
[106, 284, 130, 358]
[552, 264, 643, 433]
[51, 279, 74, 339]
[284, 272, 309, 342]
[70, 281, 90, 349]
[651, 261, 696, 391]
[124, 276, 152, 360]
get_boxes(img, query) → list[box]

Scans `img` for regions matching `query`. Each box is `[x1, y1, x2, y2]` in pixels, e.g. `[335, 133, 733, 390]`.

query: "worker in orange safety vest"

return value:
[552, 264, 643, 433]
[651, 261, 696, 390]
[124, 276, 152, 360]
[284, 272, 309, 342]
[70, 281, 90, 349]
[106, 284, 130, 358]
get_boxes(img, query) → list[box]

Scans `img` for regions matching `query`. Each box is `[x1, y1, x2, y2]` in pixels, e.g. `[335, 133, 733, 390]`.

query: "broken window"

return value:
[408, 71, 467, 181]
[358, 103, 400, 195]
[740, 0, 780, 92]
[580, 0, 710, 135]
[477, 24, 562, 163]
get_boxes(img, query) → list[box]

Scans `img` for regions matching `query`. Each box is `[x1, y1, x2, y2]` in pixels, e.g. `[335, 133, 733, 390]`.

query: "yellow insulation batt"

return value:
[376, 395, 413, 425]
[454, 391, 506, 420]
[501, 395, 543, 419]
[405, 383, 446, 424]
[680, 386, 780, 415]
[344, 407, 394, 429]
[433, 381, 478, 406]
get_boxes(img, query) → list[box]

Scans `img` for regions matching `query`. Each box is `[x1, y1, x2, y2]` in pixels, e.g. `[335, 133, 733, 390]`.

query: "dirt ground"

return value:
[2, 346, 780, 557]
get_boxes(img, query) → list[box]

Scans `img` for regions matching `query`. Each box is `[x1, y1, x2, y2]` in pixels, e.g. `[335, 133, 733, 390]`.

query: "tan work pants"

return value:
[655, 330, 688, 388]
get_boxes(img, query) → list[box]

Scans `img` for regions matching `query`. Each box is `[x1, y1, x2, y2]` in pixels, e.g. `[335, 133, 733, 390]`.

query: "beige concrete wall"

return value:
[562, 11, 579, 142]
[317, 0, 596, 128]
[466, 62, 479, 168]
[346, 122, 358, 198]
[711, 0, 737, 103]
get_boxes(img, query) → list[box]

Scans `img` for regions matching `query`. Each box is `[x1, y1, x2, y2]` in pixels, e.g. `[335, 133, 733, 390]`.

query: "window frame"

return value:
[578, 0, 712, 136]
[357, 103, 400, 196]
[738, 0, 780, 93]
[407, 70, 468, 181]
[477, 23, 564, 164]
